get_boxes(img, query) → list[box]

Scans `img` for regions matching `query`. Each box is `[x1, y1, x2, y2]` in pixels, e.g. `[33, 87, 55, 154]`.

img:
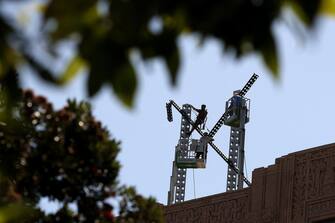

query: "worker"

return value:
[195, 132, 212, 159]
[187, 104, 207, 136]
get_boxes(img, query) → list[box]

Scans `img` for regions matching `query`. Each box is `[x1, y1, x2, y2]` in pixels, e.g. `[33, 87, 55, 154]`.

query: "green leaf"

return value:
[0, 203, 32, 223]
[45, 0, 98, 39]
[164, 46, 180, 85]
[320, 0, 335, 16]
[260, 34, 279, 78]
[286, 1, 309, 25]
[26, 56, 57, 83]
[118, 186, 164, 223]
[58, 56, 86, 85]
[109, 63, 137, 108]
[285, 0, 321, 26]
[87, 72, 104, 97]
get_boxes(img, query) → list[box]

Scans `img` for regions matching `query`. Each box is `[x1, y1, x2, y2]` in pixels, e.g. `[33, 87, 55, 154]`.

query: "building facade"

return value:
[164, 143, 335, 223]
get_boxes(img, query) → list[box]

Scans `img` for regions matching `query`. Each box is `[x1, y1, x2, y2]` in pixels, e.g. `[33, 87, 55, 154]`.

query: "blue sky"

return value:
[21, 16, 335, 205]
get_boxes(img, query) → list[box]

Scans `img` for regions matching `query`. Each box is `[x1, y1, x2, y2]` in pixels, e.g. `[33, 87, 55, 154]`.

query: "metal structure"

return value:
[208, 74, 258, 138]
[225, 91, 250, 191]
[208, 74, 258, 191]
[167, 104, 191, 205]
[166, 73, 258, 205]
[167, 104, 210, 205]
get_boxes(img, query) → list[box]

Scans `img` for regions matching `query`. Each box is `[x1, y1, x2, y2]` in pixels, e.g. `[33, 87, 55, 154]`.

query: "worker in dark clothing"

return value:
[187, 104, 208, 136]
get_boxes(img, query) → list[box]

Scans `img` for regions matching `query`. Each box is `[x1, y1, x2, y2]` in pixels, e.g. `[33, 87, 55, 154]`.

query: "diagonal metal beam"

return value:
[208, 73, 259, 138]
[208, 111, 229, 138]
[238, 73, 259, 97]
[168, 100, 251, 186]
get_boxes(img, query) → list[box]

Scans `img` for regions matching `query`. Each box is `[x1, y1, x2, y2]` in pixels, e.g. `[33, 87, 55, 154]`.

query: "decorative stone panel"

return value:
[164, 143, 335, 223]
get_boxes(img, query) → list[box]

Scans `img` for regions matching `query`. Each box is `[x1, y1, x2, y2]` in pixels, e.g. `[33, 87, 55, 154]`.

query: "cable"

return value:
[192, 169, 196, 199]
[244, 153, 248, 182]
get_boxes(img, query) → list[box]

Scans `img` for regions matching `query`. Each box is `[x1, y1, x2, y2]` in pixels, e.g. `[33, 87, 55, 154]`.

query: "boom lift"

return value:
[166, 73, 258, 205]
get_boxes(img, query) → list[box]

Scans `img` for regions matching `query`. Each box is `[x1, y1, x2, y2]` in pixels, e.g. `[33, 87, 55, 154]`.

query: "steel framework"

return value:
[166, 73, 258, 205]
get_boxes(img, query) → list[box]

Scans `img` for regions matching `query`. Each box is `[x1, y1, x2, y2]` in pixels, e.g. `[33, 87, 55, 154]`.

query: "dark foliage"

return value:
[0, 0, 326, 106]
[0, 1, 330, 221]
[0, 87, 163, 222]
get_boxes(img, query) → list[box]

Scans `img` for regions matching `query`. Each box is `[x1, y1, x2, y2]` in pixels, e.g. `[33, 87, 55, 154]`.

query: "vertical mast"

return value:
[225, 92, 249, 191]
[226, 127, 246, 190]
[167, 104, 192, 205]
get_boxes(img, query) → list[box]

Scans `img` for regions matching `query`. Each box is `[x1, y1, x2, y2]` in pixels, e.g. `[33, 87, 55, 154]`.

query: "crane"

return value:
[166, 73, 258, 205]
